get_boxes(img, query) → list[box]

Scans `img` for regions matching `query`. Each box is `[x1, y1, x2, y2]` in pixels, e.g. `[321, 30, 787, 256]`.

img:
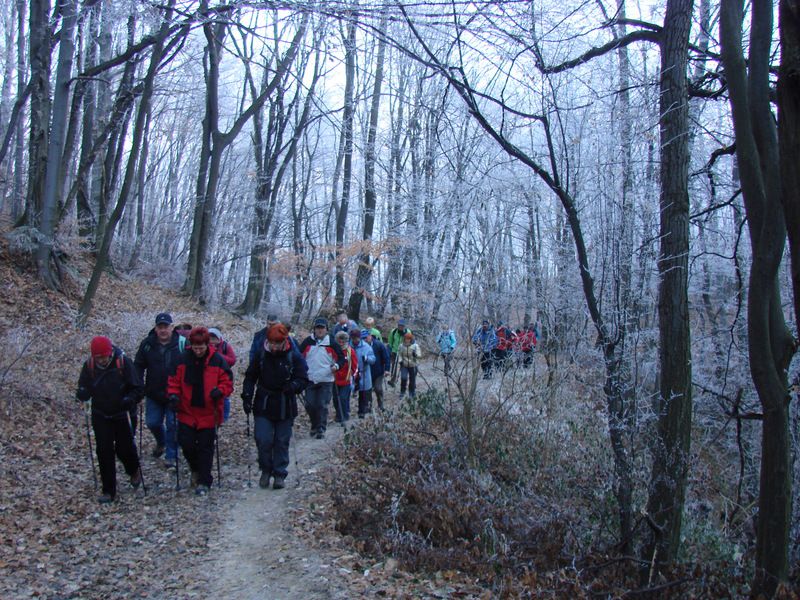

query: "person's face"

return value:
[155, 322, 173, 342]
[338, 314, 347, 324]
[267, 339, 284, 352]
[94, 354, 112, 368]
[338, 337, 348, 349]
[482, 323, 489, 331]
[191, 342, 207, 357]
[314, 326, 326, 339]
[209, 335, 220, 345]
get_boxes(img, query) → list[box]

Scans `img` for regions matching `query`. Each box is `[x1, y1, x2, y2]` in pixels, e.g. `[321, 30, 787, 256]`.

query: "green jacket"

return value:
[387, 327, 412, 353]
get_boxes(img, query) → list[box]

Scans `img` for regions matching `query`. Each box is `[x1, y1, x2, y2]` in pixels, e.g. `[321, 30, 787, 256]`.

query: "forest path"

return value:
[206, 421, 351, 600]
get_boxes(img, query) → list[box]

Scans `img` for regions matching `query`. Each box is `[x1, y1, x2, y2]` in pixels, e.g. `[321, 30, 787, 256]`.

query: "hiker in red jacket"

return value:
[167, 327, 233, 495]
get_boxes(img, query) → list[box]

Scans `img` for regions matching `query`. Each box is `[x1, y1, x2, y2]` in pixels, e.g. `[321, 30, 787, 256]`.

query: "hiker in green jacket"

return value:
[386, 318, 411, 387]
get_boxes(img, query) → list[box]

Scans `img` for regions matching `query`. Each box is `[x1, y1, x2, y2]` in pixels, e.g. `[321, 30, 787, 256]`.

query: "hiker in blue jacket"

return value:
[436, 326, 457, 376]
[471, 320, 497, 380]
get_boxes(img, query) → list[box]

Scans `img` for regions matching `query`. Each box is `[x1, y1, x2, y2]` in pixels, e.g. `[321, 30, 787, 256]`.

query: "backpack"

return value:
[88, 352, 125, 379]
[143, 335, 186, 354]
[257, 344, 295, 384]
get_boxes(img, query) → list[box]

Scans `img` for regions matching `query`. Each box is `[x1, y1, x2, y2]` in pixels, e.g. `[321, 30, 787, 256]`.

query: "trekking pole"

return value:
[128, 406, 148, 497]
[215, 424, 222, 488]
[138, 401, 143, 455]
[174, 411, 180, 491]
[83, 403, 98, 490]
[245, 413, 252, 488]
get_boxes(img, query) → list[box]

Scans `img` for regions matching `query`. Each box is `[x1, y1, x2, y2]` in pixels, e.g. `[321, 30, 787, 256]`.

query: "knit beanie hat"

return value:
[90, 336, 113, 357]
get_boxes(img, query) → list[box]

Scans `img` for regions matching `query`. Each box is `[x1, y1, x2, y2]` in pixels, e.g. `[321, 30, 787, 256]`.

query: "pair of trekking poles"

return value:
[83, 402, 223, 495]
[171, 411, 223, 491]
[81, 401, 148, 496]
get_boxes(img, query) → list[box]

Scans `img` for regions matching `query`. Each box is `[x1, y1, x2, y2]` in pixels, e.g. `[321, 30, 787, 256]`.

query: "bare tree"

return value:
[347, 12, 388, 321]
[721, 0, 796, 595]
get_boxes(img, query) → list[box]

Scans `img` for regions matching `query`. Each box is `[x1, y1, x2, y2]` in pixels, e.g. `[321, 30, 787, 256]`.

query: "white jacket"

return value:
[301, 334, 338, 383]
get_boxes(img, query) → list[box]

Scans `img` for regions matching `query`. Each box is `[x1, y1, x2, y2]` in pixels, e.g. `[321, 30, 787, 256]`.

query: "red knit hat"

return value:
[90, 336, 113, 357]
[267, 323, 288, 342]
[189, 326, 210, 345]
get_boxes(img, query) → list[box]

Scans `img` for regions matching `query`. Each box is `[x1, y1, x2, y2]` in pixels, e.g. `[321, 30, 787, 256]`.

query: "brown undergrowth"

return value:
[327, 387, 765, 598]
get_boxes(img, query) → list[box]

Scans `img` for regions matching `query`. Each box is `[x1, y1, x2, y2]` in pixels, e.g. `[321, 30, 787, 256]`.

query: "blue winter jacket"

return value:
[472, 327, 498, 352]
[350, 339, 376, 390]
[436, 330, 457, 354]
[369, 339, 391, 380]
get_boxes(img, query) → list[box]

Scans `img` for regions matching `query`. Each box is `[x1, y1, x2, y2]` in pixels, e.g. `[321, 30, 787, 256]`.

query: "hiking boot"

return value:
[259, 472, 271, 489]
[315, 431, 325, 440]
[272, 476, 285, 490]
[195, 485, 209, 496]
[151, 444, 165, 458]
[164, 459, 177, 470]
[309, 428, 318, 438]
[97, 493, 115, 504]
[191, 471, 199, 488]
[130, 468, 143, 488]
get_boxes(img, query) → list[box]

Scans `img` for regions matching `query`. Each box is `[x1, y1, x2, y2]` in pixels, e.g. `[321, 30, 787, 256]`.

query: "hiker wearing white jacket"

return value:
[298, 318, 345, 439]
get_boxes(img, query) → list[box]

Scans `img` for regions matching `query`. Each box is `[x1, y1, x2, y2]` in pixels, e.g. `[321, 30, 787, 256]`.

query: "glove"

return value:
[76, 387, 90, 402]
[281, 383, 294, 395]
[210, 387, 223, 401]
[168, 394, 180, 410]
[121, 395, 136, 411]
[241, 393, 253, 415]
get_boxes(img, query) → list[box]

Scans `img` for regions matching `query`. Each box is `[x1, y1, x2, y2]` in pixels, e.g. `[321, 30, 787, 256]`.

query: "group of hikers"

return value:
[75, 311, 436, 504]
[471, 320, 539, 379]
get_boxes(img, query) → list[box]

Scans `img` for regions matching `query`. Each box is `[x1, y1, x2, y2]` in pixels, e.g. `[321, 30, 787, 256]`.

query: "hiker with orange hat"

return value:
[241, 324, 309, 490]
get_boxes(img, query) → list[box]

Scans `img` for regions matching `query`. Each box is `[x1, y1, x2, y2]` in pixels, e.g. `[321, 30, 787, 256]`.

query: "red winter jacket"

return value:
[168, 349, 233, 429]
[519, 330, 537, 352]
[334, 345, 358, 387]
[496, 327, 515, 351]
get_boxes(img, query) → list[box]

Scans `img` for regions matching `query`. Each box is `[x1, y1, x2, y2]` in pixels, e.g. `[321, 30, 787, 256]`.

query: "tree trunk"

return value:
[335, 18, 357, 311]
[127, 106, 151, 271]
[347, 16, 387, 321]
[21, 0, 52, 228]
[75, 3, 101, 240]
[642, 0, 694, 573]
[721, 0, 796, 595]
[37, 0, 78, 288]
[12, 0, 26, 222]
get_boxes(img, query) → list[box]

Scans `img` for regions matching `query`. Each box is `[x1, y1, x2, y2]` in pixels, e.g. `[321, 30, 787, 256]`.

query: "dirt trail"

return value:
[207, 423, 352, 600]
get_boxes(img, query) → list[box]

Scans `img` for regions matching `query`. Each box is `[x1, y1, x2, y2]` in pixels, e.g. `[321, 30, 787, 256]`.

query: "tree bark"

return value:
[642, 0, 694, 573]
[21, 0, 52, 228]
[37, 0, 78, 288]
[721, 0, 796, 595]
[347, 15, 387, 321]
[335, 17, 357, 311]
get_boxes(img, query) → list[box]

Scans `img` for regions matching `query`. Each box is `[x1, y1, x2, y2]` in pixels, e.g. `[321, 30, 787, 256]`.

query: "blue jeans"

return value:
[305, 382, 333, 433]
[145, 397, 178, 460]
[333, 385, 351, 422]
[253, 416, 293, 478]
[223, 397, 231, 421]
